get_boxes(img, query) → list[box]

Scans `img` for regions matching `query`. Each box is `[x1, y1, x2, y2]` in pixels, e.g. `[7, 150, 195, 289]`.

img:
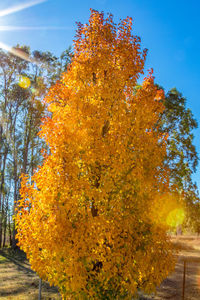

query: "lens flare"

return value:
[166, 208, 185, 228]
[0, 1, 71, 68]
[18, 76, 31, 89]
[31, 87, 37, 93]
[0, 26, 70, 31]
[0, 0, 47, 18]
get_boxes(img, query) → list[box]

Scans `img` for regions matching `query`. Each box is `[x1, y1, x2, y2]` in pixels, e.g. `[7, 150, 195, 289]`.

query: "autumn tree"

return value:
[16, 10, 175, 299]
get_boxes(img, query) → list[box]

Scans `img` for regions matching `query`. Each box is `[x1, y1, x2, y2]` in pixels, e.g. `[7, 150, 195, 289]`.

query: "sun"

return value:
[0, 0, 47, 18]
[0, 0, 65, 156]
[0, 0, 68, 63]
[0, 0, 47, 61]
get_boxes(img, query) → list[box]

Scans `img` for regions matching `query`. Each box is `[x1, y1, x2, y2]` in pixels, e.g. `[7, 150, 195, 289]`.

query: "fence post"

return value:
[38, 278, 42, 300]
[182, 260, 186, 300]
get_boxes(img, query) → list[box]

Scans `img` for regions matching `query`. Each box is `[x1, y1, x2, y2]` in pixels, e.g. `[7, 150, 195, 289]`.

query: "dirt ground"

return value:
[0, 236, 200, 299]
[0, 249, 61, 299]
[144, 235, 200, 300]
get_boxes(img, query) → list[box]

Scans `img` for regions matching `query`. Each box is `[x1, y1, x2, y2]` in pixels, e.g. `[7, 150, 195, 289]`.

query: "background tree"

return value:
[16, 10, 175, 299]
[160, 88, 199, 232]
[161, 88, 198, 190]
[0, 45, 72, 248]
[0, 47, 30, 247]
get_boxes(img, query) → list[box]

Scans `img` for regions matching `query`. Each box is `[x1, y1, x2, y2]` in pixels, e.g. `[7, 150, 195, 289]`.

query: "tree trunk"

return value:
[8, 214, 12, 247]
[0, 147, 8, 248]
[3, 198, 7, 248]
[12, 147, 18, 250]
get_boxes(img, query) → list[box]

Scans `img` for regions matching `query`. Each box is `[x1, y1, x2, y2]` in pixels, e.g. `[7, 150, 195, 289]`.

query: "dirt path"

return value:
[144, 236, 200, 300]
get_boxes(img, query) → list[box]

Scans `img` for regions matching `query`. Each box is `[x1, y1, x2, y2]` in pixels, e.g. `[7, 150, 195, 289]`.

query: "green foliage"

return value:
[160, 88, 199, 232]
[161, 88, 198, 190]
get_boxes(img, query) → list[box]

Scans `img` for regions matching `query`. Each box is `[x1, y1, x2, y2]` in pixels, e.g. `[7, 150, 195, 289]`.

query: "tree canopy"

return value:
[160, 88, 199, 232]
[16, 10, 176, 299]
[161, 88, 198, 190]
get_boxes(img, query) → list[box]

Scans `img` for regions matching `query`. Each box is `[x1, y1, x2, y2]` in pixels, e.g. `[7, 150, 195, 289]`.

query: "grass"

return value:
[0, 248, 61, 300]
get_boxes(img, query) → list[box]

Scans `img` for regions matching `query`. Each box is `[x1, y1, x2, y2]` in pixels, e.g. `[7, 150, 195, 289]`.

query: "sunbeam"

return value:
[0, 41, 32, 62]
[0, 0, 69, 67]
[0, 41, 52, 71]
[0, 0, 47, 18]
[0, 26, 71, 31]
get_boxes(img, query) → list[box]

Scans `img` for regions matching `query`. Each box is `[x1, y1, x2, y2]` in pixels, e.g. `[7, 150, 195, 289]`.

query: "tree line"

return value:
[0, 45, 72, 248]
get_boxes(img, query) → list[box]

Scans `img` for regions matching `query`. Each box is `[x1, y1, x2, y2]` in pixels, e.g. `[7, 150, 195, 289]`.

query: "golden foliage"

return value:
[16, 10, 175, 299]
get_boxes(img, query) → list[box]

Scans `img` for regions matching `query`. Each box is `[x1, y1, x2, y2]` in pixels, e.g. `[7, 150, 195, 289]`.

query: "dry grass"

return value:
[1, 237, 200, 299]
[0, 248, 61, 300]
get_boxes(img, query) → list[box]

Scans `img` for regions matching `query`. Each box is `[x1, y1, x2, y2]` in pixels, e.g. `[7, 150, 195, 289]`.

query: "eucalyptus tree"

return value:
[0, 44, 72, 247]
[160, 88, 199, 233]
[161, 88, 198, 190]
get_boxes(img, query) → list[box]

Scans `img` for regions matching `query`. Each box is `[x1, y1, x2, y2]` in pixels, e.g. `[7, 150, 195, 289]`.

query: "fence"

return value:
[181, 256, 200, 300]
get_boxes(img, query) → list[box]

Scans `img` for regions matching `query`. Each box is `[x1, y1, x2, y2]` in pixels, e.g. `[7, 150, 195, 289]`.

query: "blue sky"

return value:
[0, 0, 199, 189]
